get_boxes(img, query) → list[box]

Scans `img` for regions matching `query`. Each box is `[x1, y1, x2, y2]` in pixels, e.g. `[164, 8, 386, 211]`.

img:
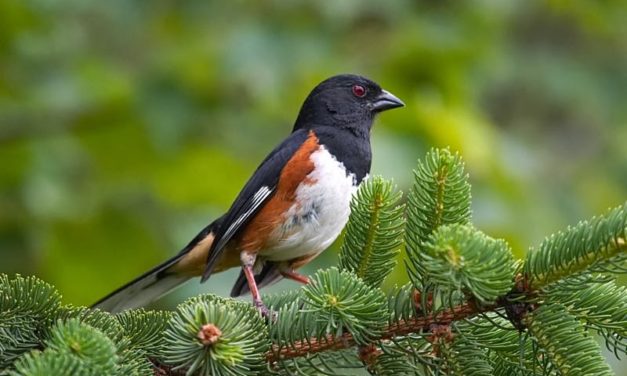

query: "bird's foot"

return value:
[253, 299, 277, 321]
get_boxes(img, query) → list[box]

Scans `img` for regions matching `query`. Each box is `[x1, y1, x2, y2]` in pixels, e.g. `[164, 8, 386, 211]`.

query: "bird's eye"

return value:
[352, 84, 366, 98]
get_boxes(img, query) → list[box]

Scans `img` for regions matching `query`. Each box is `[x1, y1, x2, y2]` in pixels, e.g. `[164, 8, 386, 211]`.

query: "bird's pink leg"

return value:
[240, 251, 271, 317]
[280, 269, 310, 284]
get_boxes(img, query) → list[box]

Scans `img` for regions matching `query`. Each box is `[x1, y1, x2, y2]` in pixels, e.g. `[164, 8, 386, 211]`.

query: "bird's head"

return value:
[293, 74, 404, 135]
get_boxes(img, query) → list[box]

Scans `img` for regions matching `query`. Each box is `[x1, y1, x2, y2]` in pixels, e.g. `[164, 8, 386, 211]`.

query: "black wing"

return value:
[200, 129, 310, 281]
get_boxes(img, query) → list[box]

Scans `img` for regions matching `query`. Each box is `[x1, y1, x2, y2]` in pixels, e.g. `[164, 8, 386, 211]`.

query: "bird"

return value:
[92, 74, 404, 314]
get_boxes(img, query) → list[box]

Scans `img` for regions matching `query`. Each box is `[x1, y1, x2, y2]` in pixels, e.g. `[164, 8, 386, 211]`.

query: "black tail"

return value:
[92, 221, 219, 313]
[91, 254, 190, 313]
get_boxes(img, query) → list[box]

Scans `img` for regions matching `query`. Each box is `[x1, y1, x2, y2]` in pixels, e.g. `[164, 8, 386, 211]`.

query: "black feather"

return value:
[93, 221, 220, 313]
[201, 129, 310, 281]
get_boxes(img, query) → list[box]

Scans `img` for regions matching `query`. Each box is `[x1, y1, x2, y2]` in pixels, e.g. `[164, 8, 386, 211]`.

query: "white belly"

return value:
[262, 147, 359, 262]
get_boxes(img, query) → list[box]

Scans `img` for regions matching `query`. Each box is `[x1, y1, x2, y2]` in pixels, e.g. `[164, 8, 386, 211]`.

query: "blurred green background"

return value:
[0, 0, 625, 368]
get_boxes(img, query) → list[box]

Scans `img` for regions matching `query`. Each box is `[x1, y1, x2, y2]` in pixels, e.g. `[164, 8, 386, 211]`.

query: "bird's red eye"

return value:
[352, 84, 366, 98]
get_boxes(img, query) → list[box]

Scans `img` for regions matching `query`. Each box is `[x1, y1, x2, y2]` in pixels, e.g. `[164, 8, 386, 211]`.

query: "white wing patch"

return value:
[213, 186, 273, 253]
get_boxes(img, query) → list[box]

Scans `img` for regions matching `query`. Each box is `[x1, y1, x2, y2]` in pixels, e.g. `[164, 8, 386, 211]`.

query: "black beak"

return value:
[372, 89, 405, 112]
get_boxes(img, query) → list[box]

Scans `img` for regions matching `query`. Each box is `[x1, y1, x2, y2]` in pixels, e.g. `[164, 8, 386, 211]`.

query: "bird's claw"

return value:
[254, 300, 277, 322]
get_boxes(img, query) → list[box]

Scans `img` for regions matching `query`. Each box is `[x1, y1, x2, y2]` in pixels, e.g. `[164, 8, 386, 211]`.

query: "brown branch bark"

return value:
[266, 300, 496, 363]
[151, 359, 188, 376]
[150, 300, 498, 374]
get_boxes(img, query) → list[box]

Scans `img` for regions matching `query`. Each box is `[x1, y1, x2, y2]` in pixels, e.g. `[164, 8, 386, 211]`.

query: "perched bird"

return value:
[93, 74, 404, 314]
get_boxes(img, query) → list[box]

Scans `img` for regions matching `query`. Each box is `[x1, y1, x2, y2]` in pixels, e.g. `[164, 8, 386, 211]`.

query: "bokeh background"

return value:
[1, 0, 626, 370]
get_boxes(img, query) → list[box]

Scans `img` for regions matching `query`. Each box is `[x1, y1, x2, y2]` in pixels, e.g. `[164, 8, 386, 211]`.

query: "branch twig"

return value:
[266, 300, 496, 363]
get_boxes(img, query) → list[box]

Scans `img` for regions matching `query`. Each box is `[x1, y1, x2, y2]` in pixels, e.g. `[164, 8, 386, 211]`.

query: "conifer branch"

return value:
[532, 236, 625, 290]
[338, 176, 404, 288]
[405, 148, 473, 292]
[266, 300, 496, 363]
[2, 150, 625, 376]
[524, 203, 626, 290]
[525, 303, 613, 375]
[405, 148, 471, 249]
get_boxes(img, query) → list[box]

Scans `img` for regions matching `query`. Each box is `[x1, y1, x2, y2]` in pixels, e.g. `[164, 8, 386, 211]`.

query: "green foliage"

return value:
[9, 352, 87, 376]
[162, 294, 269, 376]
[386, 283, 416, 323]
[525, 303, 613, 376]
[116, 348, 153, 376]
[46, 319, 118, 373]
[454, 315, 545, 375]
[414, 224, 516, 304]
[544, 277, 627, 332]
[406, 148, 472, 248]
[262, 289, 303, 312]
[542, 276, 627, 355]
[267, 300, 309, 350]
[301, 267, 388, 345]
[271, 349, 364, 376]
[368, 345, 425, 376]
[524, 203, 627, 289]
[338, 176, 405, 288]
[6, 318, 149, 376]
[0, 275, 61, 317]
[0, 276, 158, 375]
[1, 149, 626, 375]
[0, 275, 61, 368]
[406, 148, 472, 291]
[441, 337, 494, 376]
[490, 351, 552, 376]
[116, 309, 171, 356]
[50, 306, 125, 344]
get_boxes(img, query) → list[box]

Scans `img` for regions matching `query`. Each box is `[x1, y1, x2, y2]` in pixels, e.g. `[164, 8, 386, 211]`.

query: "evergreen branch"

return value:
[7, 352, 86, 376]
[5, 318, 154, 376]
[387, 283, 416, 323]
[490, 350, 553, 376]
[542, 277, 627, 335]
[405, 148, 471, 250]
[524, 303, 613, 376]
[371, 338, 432, 375]
[263, 290, 302, 312]
[0, 275, 61, 318]
[338, 176, 405, 288]
[46, 319, 118, 373]
[454, 314, 552, 374]
[50, 306, 126, 344]
[453, 314, 521, 353]
[161, 294, 269, 376]
[3, 150, 626, 375]
[524, 202, 627, 290]
[405, 148, 472, 291]
[300, 268, 388, 345]
[441, 336, 494, 376]
[267, 300, 495, 363]
[541, 277, 627, 356]
[273, 349, 363, 375]
[0, 274, 62, 368]
[117, 348, 153, 376]
[411, 224, 516, 304]
[116, 309, 172, 357]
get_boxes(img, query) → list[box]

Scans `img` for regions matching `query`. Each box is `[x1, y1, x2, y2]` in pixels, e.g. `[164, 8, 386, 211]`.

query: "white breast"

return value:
[261, 146, 360, 262]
